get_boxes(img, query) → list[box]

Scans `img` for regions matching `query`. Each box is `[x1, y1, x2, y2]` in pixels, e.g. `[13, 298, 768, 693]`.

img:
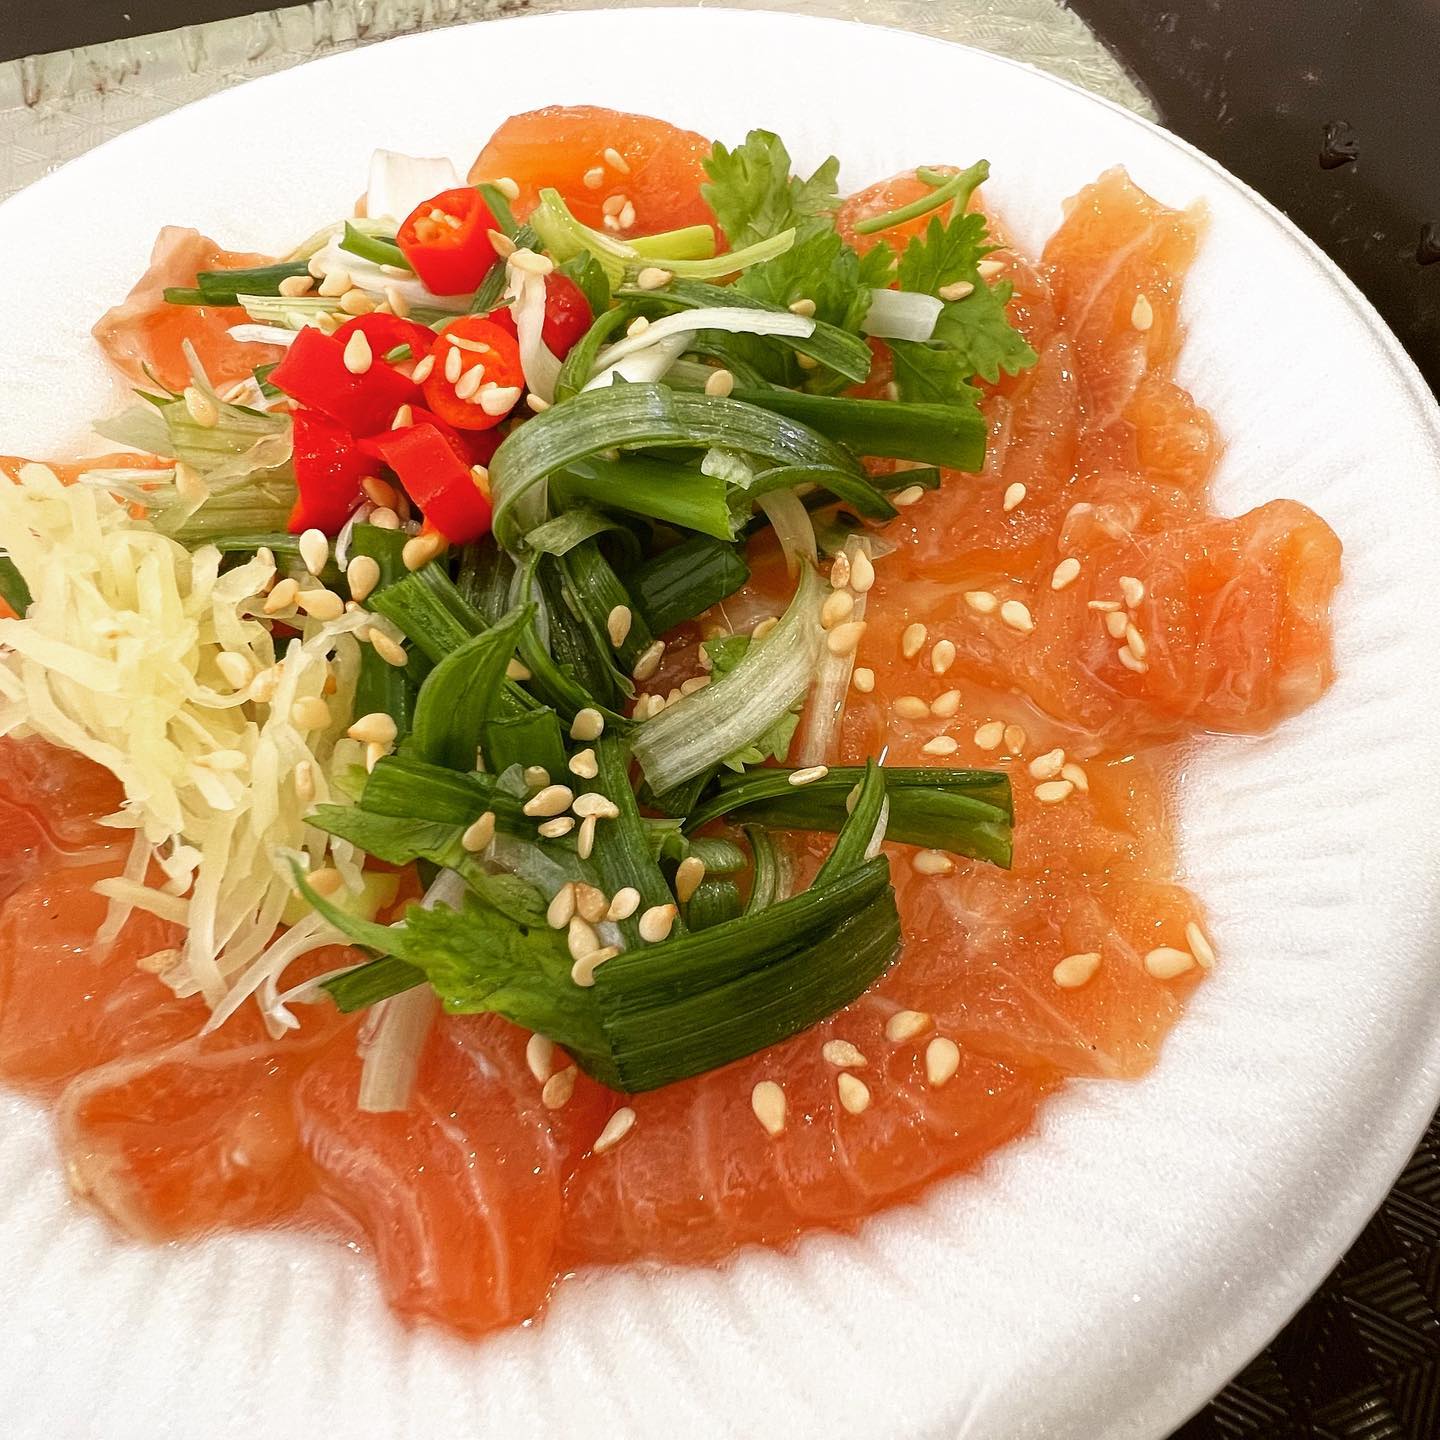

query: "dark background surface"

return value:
[5, 2, 1439, 1435]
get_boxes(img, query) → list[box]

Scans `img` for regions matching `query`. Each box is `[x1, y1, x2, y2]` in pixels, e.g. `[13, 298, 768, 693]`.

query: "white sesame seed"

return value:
[455, 363, 486, 400]
[925, 1036, 962, 1087]
[1144, 946, 1196, 980]
[618, 201, 636, 230]
[298, 528, 329, 576]
[836, 1072, 871, 1115]
[290, 695, 332, 730]
[261, 577, 299, 617]
[901, 622, 928, 659]
[977, 258, 1007, 280]
[826, 620, 867, 656]
[938, 279, 975, 302]
[680, 676, 710, 695]
[248, 667, 280, 705]
[339, 289, 377, 316]
[1117, 646, 1149, 674]
[542, 1065, 578, 1110]
[605, 604, 632, 647]
[602, 215, 621, 232]
[822, 1039, 868, 1068]
[478, 384, 522, 416]
[750, 1080, 787, 1137]
[704, 367, 735, 398]
[1000, 600, 1034, 634]
[347, 711, 398, 746]
[525, 394, 551, 414]
[471, 464, 491, 497]
[385, 285, 411, 318]
[638, 903, 678, 943]
[821, 590, 855, 629]
[912, 849, 954, 876]
[635, 266, 673, 291]
[850, 550, 876, 593]
[489, 229, 517, 258]
[894, 695, 930, 720]
[538, 816, 576, 839]
[402, 532, 445, 571]
[172, 460, 208, 504]
[317, 266, 352, 297]
[343, 329, 373, 375]
[1105, 610, 1131, 639]
[884, 381, 900, 401]
[931, 690, 962, 718]
[885, 1009, 933, 1043]
[444, 345, 464, 384]
[305, 867, 344, 897]
[829, 552, 851, 589]
[964, 590, 998, 615]
[1131, 294, 1155, 332]
[409, 353, 434, 384]
[675, 855, 706, 903]
[633, 639, 665, 681]
[602, 146, 631, 174]
[1125, 624, 1149, 660]
[523, 784, 574, 818]
[453, 809, 495, 853]
[1119, 575, 1146, 608]
[1028, 748, 1066, 780]
[508, 247, 554, 278]
[293, 759, 316, 804]
[789, 765, 829, 786]
[1002, 482, 1026, 513]
[1061, 762, 1089, 793]
[974, 720, 1005, 751]
[851, 667, 876, 694]
[576, 885, 610, 928]
[921, 735, 960, 756]
[570, 707, 605, 742]
[136, 947, 182, 975]
[570, 945, 618, 987]
[182, 385, 220, 428]
[1051, 557, 1082, 591]
[546, 883, 576, 930]
[601, 193, 628, 217]
[582, 165, 605, 189]
[592, 1106, 636, 1154]
[390, 402, 414, 429]
[368, 633, 408, 665]
[751, 616, 779, 641]
[573, 791, 620, 819]
[369, 507, 401, 533]
[930, 638, 956, 674]
[278, 273, 314, 297]
[787, 296, 817, 317]
[523, 766, 551, 790]
[216, 650, 253, 689]
[490, 175, 520, 201]
[1034, 779, 1074, 804]
[565, 748, 598, 783]
[526, 1032, 555, 1083]
[893, 484, 926, 507]
[1186, 922, 1217, 969]
[1053, 952, 1102, 989]
[1088, 599, 1122, 613]
[566, 916, 599, 962]
[506, 658, 532, 682]
[607, 887, 641, 922]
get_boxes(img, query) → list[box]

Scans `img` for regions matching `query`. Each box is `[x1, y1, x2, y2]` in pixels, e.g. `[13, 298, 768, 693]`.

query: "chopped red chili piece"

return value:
[269, 326, 417, 435]
[286, 410, 373, 534]
[371, 422, 493, 544]
[396, 188, 501, 296]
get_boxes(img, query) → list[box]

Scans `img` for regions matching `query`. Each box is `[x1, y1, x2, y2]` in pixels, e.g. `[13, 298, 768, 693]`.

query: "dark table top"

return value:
[5, 2, 1439, 1435]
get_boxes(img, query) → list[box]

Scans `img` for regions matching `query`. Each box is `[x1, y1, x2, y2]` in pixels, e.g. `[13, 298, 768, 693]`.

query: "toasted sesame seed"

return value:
[1061, 762, 1089, 792]
[675, 855, 706, 903]
[912, 849, 954, 876]
[317, 266, 352, 296]
[902, 622, 928, 659]
[1117, 646, 1149, 674]
[977, 258, 1007, 279]
[704, 367, 735, 398]
[362, 475, 399, 509]
[182, 385, 220, 428]
[1088, 599, 1122, 613]
[1131, 294, 1154, 331]
[402, 532, 445, 571]
[1000, 599, 1034, 634]
[443, 344, 464, 384]
[570, 707, 605, 742]
[409, 353, 435, 384]
[571, 944, 618, 987]
[751, 1080, 787, 1137]
[894, 695, 930, 720]
[508, 247, 554, 277]
[789, 765, 829, 786]
[1119, 575, 1145, 608]
[546, 883, 576, 930]
[974, 720, 1005, 751]
[638, 903, 678, 943]
[632, 639, 665, 681]
[606, 604, 632, 647]
[455, 364, 486, 400]
[293, 759, 316, 804]
[542, 1065, 577, 1109]
[385, 285, 411, 318]
[826, 620, 867, 656]
[538, 816, 576, 839]
[566, 916, 599, 962]
[471, 464, 491, 497]
[619, 202, 637, 229]
[526, 1032, 555, 1084]
[821, 590, 855, 629]
[262, 576, 299, 615]
[278, 273, 314, 297]
[290, 696, 332, 731]
[1051, 557, 1081, 591]
[607, 887, 641, 921]
[679, 675, 711, 696]
[626, 314, 650, 338]
[931, 690, 962, 718]
[478, 384, 522, 416]
[339, 288, 377, 316]
[938, 279, 975, 302]
[568, 748, 599, 780]
[1028, 747, 1066, 780]
[893, 484, 926, 507]
[523, 783, 574, 818]
[298, 528, 329, 576]
[1034, 779, 1075, 804]
[787, 296, 817, 317]
[1186, 922, 1217, 969]
[248, 667, 280, 705]
[523, 766, 551, 790]
[752, 616, 780, 641]
[1002, 482, 1026, 512]
[391, 402, 414, 429]
[822, 1039, 868, 1068]
[306, 866, 344, 897]
[1105, 610, 1130, 640]
[506, 658, 532, 682]
[1125, 624, 1148, 660]
[216, 651, 253, 689]
[925, 1036, 962, 1087]
[582, 165, 605, 189]
[347, 711, 398, 746]
[525, 394, 551, 414]
[931, 638, 956, 674]
[593, 1106, 636, 1154]
[964, 590, 998, 615]
[602, 146, 631, 174]
[1053, 952, 1102, 989]
[837, 1073, 871, 1114]
[635, 265, 673, 291]
[922, 735, 960, 756]
[829, 552, 851, 589]
[1145, 946, 1195, 980]
[136, 947, 182, 975]
[852, 667, 876, 693]
[489, 230, 517, 258]
[850, 550, 876, 592]
[885, 1009, 932, 1043]
[573, 791, 620, 819]
[371, 631, 408, 667]
[342, 328, 373, 375]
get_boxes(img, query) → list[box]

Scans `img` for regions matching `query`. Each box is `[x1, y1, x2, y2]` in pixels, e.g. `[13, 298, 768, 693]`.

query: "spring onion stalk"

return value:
[470, 259, 509, 315]
[627, 536, 750, 635]
[534, 555, 628, 707]
[584, 333, 691, 391]
[852, 159, 989, 235]
[743, 824, 790, 913]
[861, 288, 944, 341]
[632, 563, 826, 793]
[482, 708, 567, 778]
[755, 489, 817, 572]
[349, 526, 419, 739]
[523, 508, 639, 564]
[687, 878, 742, 930]
[795, 534, 867, 766]
[587, 307, 816, 379]
[489, 382, 873, 548]
[162, 260, 311, 307]
[647, 829, 749, 873]
[340, 222, 411, 272]
[0, 554, 32, 615]
[323, 954, 425, 1011]
[507, 262, 563, 403]
[556, 305, 635, 400]
[558, 540, 653, 674]
[586, 737, 677, 940]
[456, 538, 516, 627]
[552, 456, 737, 542]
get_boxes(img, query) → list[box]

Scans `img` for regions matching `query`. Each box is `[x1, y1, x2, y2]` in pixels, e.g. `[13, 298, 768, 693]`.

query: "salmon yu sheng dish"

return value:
[0, 104, 1342, 1339]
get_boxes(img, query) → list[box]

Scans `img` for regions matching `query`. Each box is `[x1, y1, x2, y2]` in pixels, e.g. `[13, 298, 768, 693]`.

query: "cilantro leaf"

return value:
[888, 339, 984, 409]
[704, 634, 802, 771]
[896, 211, 992, 295]
[737, 228, 872, 334]
[702, 130, 840, 249]
[929, 281, 1037, 385]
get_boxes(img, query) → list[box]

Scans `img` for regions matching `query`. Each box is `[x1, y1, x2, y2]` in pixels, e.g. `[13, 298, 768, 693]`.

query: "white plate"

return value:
[2, 10, 1439, 1439]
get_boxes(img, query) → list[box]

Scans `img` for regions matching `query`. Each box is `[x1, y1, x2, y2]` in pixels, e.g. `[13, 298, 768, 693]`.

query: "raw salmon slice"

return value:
[469, 105, 714, 236]
[92, 226, 286, 393]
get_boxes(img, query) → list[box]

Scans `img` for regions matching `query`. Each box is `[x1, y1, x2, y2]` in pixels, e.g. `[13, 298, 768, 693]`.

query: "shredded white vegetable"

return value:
[365, 149, 459, 226]
[589, 307, 815, 377]
[794, 535, 871, 767]
[861, 288, 943, 341]
[507, 259, 563, 403]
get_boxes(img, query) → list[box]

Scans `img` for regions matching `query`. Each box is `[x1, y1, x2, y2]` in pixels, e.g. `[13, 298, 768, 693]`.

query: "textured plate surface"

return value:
[2, 11, 1439, 1439]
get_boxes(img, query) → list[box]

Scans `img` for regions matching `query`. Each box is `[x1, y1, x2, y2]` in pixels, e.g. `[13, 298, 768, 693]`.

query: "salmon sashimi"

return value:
[91, 226, 286, 393]
[468, 105, 714, 235]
